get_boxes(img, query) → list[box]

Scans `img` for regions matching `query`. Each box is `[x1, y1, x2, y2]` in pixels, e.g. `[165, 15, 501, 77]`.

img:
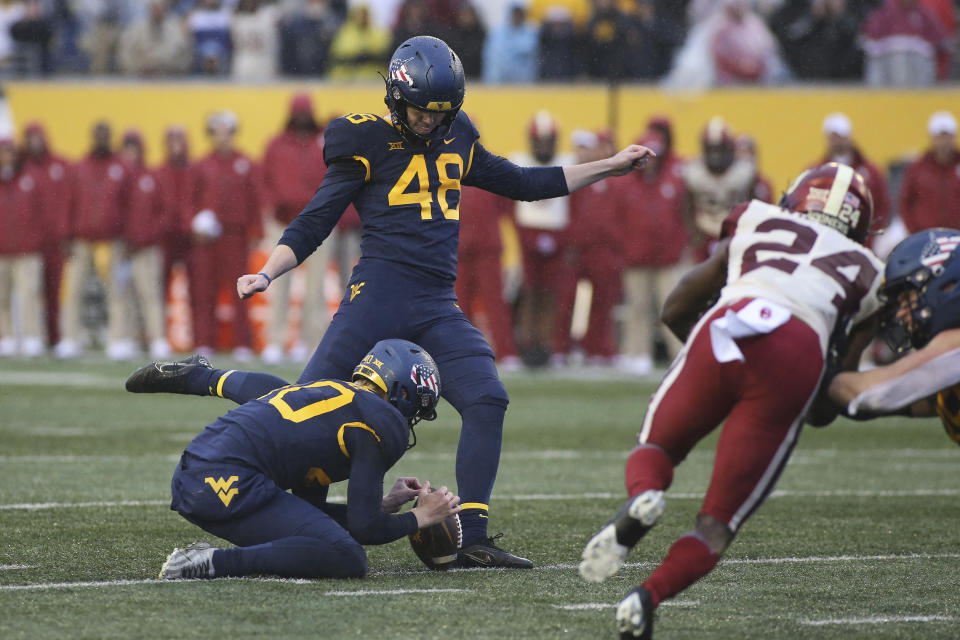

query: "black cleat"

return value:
[617, 586, 655, 639]
[125, 354, 212, 394]
[456, 533, 533, 569]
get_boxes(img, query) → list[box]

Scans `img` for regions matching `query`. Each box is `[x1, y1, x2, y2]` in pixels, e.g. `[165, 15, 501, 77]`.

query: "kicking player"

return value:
[825, 228, 960, 441]
[129, 35, 653, 568]
[577, 164, 883, 638]
[159, 339, 461, 580]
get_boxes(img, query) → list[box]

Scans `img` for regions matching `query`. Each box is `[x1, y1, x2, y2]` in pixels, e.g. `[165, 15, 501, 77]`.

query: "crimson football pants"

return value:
[636, 299, 824, 531]
[189, 235, 252, 350]
[455, 252, 519, 360]
[553, 250, 623, 359]
[41, 244, 64, 347]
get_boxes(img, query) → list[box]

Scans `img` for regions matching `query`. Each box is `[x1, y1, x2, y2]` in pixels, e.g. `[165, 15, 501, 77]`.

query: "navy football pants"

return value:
[215, 258, 509, 543]
[171, 454, 367, 578]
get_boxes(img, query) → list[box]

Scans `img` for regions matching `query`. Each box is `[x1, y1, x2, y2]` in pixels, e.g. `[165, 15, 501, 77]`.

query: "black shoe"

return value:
[456, 533, 533, 569]
[125, 354, 212, 394]
[617, 586, 654, 639]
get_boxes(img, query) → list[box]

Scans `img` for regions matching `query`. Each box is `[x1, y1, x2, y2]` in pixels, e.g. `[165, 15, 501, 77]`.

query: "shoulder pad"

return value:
[323, 114, 383, 164]
[452, 110, 480, 139]
[720, 202, 752, 240]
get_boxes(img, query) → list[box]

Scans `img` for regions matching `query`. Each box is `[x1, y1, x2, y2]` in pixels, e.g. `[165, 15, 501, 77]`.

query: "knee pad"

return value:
[329, 539, 368, 579]
[448, 375, 509, 412]
[695, 513, 734, 555]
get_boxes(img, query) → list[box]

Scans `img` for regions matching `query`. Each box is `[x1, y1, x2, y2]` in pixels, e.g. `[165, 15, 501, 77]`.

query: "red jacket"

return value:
[154, 160, 196, 238]
[23, 152, 72, 245]
[70, 152, 129, 241]
[192, 150, 263, 239]
[899, 149, 960, 233]
[0, 169, 43, 254]
[124, 165, 167, 249]
[458, 185, 510, 254]
[263, 129, 361, 231]
[619, 165, 689, 267]
[568, 178, 625, 253]
[263, 130, 326, 224]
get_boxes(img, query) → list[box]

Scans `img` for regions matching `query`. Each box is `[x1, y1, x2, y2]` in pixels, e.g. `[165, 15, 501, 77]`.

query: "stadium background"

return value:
[8, 82, 959, 191]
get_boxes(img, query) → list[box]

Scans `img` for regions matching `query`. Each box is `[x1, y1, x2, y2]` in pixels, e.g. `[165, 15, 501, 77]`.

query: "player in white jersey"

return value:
[510, 110, 577, 365]
[682, 117, 755, 261]
[578, 163, 881, 640]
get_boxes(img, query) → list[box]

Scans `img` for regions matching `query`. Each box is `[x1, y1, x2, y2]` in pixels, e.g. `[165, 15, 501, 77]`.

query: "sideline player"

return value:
[159, 339, 461, 580]
[578, 163, 883, 638]
[129, 35, 653, 568]
[826, 228, 960, 441]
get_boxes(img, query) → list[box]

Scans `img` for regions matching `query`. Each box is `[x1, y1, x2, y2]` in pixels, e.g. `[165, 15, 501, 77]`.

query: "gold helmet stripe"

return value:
[353, 364, 388, 393]
[823, 163, 854, 215]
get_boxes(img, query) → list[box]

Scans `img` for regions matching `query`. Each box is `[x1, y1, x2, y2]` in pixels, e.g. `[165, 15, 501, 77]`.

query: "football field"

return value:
[1, 357, 958, 639]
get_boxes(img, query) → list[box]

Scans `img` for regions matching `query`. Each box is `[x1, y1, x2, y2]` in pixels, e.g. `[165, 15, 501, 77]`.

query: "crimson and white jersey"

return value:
[719, 200, 884, 354]
[510, 152, 574, 230]
[684, 158, 755, 238]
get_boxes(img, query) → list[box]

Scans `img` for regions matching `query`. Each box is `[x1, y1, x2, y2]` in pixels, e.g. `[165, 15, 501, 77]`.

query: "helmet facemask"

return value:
[384, 79, 459, 144]
[382, 36, 465, 145]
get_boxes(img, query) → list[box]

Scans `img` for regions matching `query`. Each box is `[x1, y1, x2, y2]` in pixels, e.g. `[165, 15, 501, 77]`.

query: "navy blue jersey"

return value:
[186, 380, 409, 494]
[280, 110, 568, 282]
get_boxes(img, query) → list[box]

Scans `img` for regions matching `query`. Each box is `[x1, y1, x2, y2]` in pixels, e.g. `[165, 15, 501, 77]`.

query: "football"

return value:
[408, 505, 462, 571]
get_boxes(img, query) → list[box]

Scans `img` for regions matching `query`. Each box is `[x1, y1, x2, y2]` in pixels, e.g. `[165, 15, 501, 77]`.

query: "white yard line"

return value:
[3, 488, 959, 511]
[0, 565, 33, 571]
[534, 553, 960, 573]
[0, 455, 173, 463]
[0, 579, 159, 591]
[0, 500, 167, 511]
[4, 551, 957, 591]
[0, 371, 118, 389]
[800, 615, 955, 626]
[325, 588, 469, 596]
[555, 600, 699, 611]
[0, 577, 469, 594]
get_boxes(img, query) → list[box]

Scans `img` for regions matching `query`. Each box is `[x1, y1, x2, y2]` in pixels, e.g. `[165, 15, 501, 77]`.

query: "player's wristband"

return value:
[257, 272, 272, 287]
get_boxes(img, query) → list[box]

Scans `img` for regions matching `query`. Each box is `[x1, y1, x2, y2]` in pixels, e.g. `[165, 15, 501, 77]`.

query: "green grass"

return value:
[1, 357, 958, 639]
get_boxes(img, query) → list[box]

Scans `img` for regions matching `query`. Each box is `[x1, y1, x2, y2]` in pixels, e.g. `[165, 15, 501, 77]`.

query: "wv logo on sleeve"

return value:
[350, 282, 366, 301]
[204, 475, 239, 507]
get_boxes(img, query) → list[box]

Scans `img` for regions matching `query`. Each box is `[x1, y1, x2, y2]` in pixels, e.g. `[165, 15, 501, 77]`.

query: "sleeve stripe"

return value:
[464, 142, 476, 178]
[352, 155, 371, 183]
[215, 370, 236, 398]
[337, 421, 381, 459]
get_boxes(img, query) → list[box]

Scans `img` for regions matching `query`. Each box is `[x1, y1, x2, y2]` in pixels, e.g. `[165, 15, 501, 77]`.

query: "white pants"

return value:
[0, 252, 45, 345]
[126, 245, 167, 344]
[60, 239, 128, 345]
[266, 219, 330, 350]
[622, 265, 684, 360]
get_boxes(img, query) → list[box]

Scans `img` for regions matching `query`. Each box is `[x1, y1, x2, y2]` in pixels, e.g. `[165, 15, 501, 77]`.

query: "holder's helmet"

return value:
[353, 339, 441, 428]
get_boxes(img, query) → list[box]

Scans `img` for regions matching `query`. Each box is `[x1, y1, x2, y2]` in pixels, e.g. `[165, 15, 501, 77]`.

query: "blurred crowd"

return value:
[1, 94, 958, 372]
[0, 0, 957, 86]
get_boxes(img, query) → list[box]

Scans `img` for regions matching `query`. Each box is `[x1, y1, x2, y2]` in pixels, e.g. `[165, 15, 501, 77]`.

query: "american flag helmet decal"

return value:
[920, 234, 960, 272]
[390, 61, 414, 87]
[411, 364, 439, 397]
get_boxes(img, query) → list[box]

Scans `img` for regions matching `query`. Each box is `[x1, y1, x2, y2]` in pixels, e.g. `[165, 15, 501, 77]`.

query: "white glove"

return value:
[191, 209, 222, 239]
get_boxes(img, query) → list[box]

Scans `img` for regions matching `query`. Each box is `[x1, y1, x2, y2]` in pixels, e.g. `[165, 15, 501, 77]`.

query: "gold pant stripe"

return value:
[460, 502, 489, 512]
